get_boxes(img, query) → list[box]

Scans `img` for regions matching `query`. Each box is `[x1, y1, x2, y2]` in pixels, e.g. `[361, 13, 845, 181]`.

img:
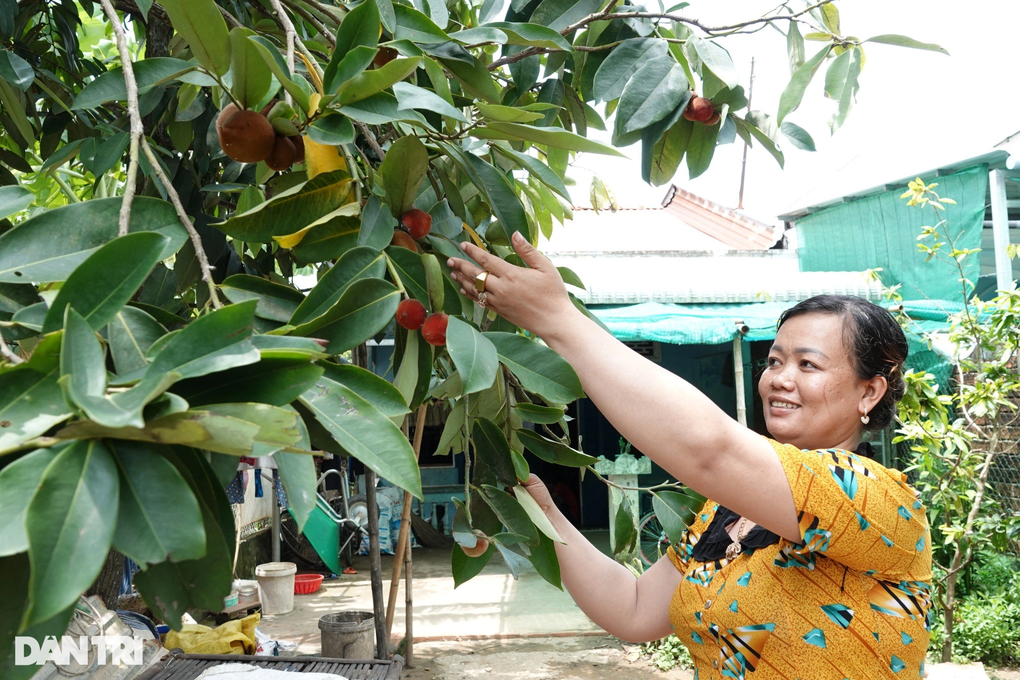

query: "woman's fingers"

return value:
[511, 231, 553, 273]
[460, 241, 513, 276]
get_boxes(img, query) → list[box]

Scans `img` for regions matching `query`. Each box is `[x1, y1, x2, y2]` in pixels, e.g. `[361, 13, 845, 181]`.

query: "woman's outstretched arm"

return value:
[448, 234, 800, 542]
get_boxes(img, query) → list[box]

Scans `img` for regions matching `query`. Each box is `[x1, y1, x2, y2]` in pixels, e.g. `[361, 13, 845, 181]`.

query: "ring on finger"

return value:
[477, 291, 488, 308]
[474, 271, 489, 293]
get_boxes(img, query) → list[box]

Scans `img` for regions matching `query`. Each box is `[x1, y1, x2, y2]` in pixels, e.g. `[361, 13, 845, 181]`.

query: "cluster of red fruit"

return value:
[396, 299, 447, 346]
[683, 95, 720, 125]
[390, 208, 431, 252]
[216, 101, 305, 171]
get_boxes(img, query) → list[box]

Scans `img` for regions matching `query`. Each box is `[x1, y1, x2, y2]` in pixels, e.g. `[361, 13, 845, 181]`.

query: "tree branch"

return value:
[356, 122, 386, 161]
[0, 335, 24, 365]
[281, 0, 337, 48]
[301, 0, 346, 26]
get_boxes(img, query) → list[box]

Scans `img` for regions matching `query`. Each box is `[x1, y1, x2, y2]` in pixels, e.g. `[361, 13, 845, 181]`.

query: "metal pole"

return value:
[737, 58, 755, 211]
[733, 321, 747, 427]
[271, 474, 281, 563]
[989, 169, 1014, 292]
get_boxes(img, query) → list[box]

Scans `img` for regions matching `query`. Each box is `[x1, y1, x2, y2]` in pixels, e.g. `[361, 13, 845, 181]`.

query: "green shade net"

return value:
[794, 166, 987, 302]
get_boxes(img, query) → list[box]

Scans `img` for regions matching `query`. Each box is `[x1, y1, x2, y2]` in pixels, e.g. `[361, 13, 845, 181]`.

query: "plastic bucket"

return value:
[318, 611, 374, 659]
[255, 562, 297, 615]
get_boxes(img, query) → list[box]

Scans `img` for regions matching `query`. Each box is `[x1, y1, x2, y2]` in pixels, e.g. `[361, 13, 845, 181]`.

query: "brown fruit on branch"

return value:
[705, 111, 721, 126]
[260, 99, 279, 117]
[396, 299, 427, 330]
[373, 47, 399, 68]
[401, 208, 432, 239]
[460, 538, 489, 558]
[682, 96, 715, 123]
[421, 313, 448, 346]
[266, 135, 297, 171]
[218, 109, 276, 163]
[216, 103, 241, 131]
[391, 230, 419, 252]
[291, 135, 305, 164]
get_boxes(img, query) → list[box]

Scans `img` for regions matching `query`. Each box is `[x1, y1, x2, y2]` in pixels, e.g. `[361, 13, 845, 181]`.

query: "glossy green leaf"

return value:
[685, 115, 720, 180]
[486, 22, 573, 52]
[447, 316, 498, 395]
[616, 56, 688, 138]
[0, 448, 57, 556]
[529, 0, 601, 31]
[435, 398, 466, 456]
[528, 531, 562, 589]
[780, 121, 816, 151]
[690, 36, 738, 89]
[161, 0, 232, 75]
[422, 252, 445, 312]
[248, 36, 311, 113]
[291, 215, 360, 264]
[464, 153, 531, 243]
[610, 487, 636, 555]
[319, 362, 409, 417]
[308, 114, 357, 145]
[386, 245, 430, 303]
[72, 58, 198, 110]
[0, 197, 186, 283]
[173, 358, 324, 407]
[0, 49, 34, 90]
[652, 489, 705, 545]
[275, 449, 317, 532]
[516, 428, 596, 467]
[449, 26, 507, 44]
[776, 45, 831, 124]
[299, 377, 422, 497]
[42, 232, 168, 334]
[0, 334, 71, 455]
[107, 307, 167, 376]
[393, 81, 466, 121]
[592, 38, 668, 103]
[864, 34, 948, 55]
[291, 246, 386, 325]
[251, 335, 330, 360]
[787, 22, 805, 73]
[336, 56, 421, 106]
[472, 122, 625, 156]
[380, 135, 429, 219]
[92, 132, 131, 177]
[393, 4, 451, 42]
[221, 275, 304, 324]
[824, 46, 862, 131]
[439, 54, 501, 103]
[513, 484, 563, 543]
[0, 186, 32, 220]
[229, 27, 271, 108]
[289, 278, 400, 354]
[475, 102, 542, 123]
[0, 553, 75, 680]
[338, 91, 427, 125]
[111, 440, 206, 565]
[473, 418, 517, 487]
[215, 170, 353, 243]
[324, 0, 381, 92]
[510, 449, 529, 483]
[23, 439, 118, 627]
[733, 114, 784, 169]
[484, 332, 583, 403]
[513, 403, 565, 424]
[481, 485, 538, 545]
[451, 538, 495, 587]
[393, 326, 431, 409]
[491, 146, 569, 200]
[357, 196, 396, 251]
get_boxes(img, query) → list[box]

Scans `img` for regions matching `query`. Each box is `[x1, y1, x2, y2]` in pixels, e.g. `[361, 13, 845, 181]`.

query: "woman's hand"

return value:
[519, 474, 558, 516]
[446, 231, 579, 338]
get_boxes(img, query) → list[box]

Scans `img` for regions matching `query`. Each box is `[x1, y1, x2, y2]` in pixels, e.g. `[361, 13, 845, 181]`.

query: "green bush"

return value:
[641, 635, 694, 671]
[929, 594, 1020, 666]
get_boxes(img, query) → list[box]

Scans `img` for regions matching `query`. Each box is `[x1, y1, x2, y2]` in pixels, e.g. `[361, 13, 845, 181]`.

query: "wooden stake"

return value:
[404, 522, 414, 668]
[365, 469, 387, 660]
[385, 404, 427, 645]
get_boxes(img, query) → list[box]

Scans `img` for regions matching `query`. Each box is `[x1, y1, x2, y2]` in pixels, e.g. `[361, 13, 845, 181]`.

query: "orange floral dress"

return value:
[666, 439, 933, 680]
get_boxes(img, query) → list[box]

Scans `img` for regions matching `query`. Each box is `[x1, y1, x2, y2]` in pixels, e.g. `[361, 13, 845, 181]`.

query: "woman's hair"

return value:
[776, 295, 908, 431]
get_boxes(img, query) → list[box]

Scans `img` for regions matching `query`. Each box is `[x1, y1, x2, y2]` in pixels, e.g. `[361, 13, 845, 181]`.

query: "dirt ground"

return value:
[400, 635, 692, 680]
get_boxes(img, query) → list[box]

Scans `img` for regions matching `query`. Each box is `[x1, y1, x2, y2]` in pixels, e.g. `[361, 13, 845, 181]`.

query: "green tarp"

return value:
[794, 166, 987, 302]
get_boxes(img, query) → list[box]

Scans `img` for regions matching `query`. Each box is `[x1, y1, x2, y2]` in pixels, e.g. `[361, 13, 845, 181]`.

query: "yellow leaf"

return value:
[299, 53, 324, 95]
[304, 135, 347, 179]
[272, 199, 359, 248]
[308, 92, 322, 115]
[462, 222, 485, 248]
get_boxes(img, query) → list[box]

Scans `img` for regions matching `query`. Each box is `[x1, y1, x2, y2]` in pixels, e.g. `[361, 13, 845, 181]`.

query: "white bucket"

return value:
[255, 562, 297, 615]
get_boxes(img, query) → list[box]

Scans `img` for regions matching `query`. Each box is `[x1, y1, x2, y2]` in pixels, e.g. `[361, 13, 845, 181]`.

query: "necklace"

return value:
[725, 517, 751, 560]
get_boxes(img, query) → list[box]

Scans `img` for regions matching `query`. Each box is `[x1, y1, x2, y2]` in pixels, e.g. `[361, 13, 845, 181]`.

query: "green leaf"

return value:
[133, 446, 233, 628]
[475, 102, 542, 123]
[358, 195, 397, 251]
[393, 4, 451, 42]
[251, 335, 330, 360]
[215, 170, 353, 243]
[0, 185, 32, 220]
[516, 428, 596, 467]
[422, 253, 445, 312]
[107, 307, 166, 376]
[160, 0, 232, 75]
[780, 121, 816, 151]
[819, 4, 840, 34]
[43, 232, 168, 335]
[486, 22, 573, 52]
[248, 36, 311, 114]
[379, 135, 429, 219]
[610, 487, 636, 555]
[528, 531, 562, 589]
[823, 46, 862, 131]
[513, 403, 565, 424]
[229, 27, 271, 108]
[92, 132, 131, 178]
[592, 38, 668, 103]
[510, 449, 529, 483]
[446, 317, 498, 395]
[337, 91, 427, 125]
[394, 326, 432, 409]
[221, 275, 304, 323]
[386, 246, 430, 303]
[451, 538, 494, 587]
[336, 56, 421, 106]
[449, 26, 507, 44]
[275, 448, 317, 532]
[529, 0, 601, 31]
[0, 553, 75, 680]
[71, 58, 200, 110]
[173, 358, 324, 407]
[484, 332, 583, 403]
[685, 115, 720, 180]
[473, 418, 517, 487]
[652, 490, 705, 545]
[464, 153, 531, 243]
[0, 197, 186, 284]
[472, 122, 625, 156]
[513, 484, 563, 543]
[110, 440, 206, 565]
[299, 377, 423, 498]
[291, 247, 386, 325]
[22, 439, 118, 627]
[291, 215, 360, 264]
[319, 362, 409, 417]
[436, 399, 465, 456]
[289, 278, 400, 354]
[864, 34, 948, 55]
[615, 56, 688, 137]
[777, 45, 831, 124]
[733, 114, 784, 169]
[324, 0, 380, 92]
[0, 334, 71, 455]
[787, 22, 805, 74]
[481, 485, 538, 544]
[689, 36, 738, 89]
[491, 146, 569, 200]
[0, 448, 57, 556]
[393, 81, 466, 121]
[0, 49, 34, 90]
[308, 113, 357, 145]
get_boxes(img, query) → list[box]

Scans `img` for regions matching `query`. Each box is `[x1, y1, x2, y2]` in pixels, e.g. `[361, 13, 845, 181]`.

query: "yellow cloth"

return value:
[165, 613, 260, 655]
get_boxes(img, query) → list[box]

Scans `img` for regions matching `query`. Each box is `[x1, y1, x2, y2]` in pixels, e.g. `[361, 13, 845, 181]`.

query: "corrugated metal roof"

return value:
[661, 185, 779, 249]
[550, 250, 883, 305]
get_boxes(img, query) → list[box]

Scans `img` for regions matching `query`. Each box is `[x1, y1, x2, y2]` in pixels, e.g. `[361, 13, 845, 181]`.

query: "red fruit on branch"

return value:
[396, 299, 427, 330]
[421, 313, 448, 346]
[460, 538, 489, 558]
[401, 208, 432, 239]
[705, 111, 721, 126]
[217, 108, 275, 163]
[391, 230, 419, 252]
[683, 96, 715, 123]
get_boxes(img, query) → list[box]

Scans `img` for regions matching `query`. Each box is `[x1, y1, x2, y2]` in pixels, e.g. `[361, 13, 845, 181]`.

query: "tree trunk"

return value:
[86, 549, 126, 610]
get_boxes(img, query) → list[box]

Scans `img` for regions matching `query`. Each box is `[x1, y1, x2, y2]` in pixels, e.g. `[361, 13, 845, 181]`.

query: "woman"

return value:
[447, 232, 933, 680]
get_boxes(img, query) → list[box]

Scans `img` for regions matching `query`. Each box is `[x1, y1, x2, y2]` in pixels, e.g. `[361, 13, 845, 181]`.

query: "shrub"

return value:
[641, 635, 694, 671]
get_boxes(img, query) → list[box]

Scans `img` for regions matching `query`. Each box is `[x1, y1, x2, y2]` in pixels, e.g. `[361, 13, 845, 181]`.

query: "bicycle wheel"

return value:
[638, 512, 671, 566]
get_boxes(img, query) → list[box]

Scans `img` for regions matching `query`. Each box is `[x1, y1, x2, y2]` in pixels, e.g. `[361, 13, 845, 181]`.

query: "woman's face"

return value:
[758, 312, 886, 451]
